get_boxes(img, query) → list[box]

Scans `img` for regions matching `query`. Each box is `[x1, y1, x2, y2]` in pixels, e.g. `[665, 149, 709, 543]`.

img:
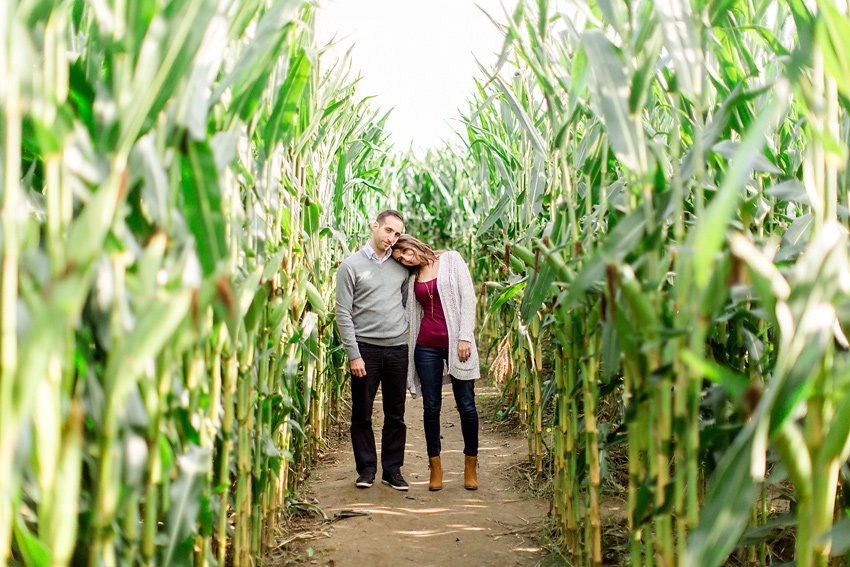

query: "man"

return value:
[334, 210, 410, 490]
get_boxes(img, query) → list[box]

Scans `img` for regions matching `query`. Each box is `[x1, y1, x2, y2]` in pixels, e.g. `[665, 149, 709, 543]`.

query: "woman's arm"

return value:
[452, 251, 477, 343]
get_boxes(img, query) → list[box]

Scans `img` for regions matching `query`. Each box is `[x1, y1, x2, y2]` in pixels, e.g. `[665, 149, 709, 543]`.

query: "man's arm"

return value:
[334, 264, 365, 376]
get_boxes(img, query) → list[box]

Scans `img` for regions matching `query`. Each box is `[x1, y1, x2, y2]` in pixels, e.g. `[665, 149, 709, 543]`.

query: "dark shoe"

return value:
[381, 471, 409, 491]
[355, 471, 375, 488]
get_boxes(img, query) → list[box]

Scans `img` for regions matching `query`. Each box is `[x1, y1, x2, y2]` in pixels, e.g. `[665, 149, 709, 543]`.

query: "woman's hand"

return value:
[458, 340, 472, 362]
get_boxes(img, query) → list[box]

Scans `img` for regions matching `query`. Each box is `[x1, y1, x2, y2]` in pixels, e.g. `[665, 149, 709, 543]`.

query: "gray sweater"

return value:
[335, 249, 409, 360]
[405, 250, 480, 398]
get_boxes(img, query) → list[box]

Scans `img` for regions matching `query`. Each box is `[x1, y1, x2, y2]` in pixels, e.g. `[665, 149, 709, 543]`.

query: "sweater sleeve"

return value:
[453, 252, 477, 343]
[334, 262, 360, 360]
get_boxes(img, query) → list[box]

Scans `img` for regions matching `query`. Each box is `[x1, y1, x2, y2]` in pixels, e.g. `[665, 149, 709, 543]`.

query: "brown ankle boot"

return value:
[464, 455, 478, 490]
[428, 456, 443, 491]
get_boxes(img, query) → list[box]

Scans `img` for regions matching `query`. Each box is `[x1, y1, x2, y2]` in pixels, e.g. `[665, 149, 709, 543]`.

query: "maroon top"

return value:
[414, 279, 449, 348]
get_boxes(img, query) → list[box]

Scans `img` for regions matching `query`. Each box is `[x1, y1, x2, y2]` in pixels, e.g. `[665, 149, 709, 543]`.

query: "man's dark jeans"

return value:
[350, 342, 409, 475]
[413, 345, 479, 458]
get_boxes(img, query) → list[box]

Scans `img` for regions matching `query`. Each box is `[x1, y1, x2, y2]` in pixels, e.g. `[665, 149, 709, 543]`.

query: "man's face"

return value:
[371, 216, 404, 254]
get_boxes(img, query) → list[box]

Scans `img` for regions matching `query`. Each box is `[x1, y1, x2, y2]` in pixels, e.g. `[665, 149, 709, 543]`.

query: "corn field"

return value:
[0, 0, 395, 564]
[5, 0, 850, 565]
[398, 1, 850, 566]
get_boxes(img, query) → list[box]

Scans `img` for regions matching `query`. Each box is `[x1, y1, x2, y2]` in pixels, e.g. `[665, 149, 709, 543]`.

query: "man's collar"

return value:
[363, 240, 387, 261]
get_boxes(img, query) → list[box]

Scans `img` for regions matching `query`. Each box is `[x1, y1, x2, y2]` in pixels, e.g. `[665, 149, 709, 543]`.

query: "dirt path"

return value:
[275, 386, 548, 567]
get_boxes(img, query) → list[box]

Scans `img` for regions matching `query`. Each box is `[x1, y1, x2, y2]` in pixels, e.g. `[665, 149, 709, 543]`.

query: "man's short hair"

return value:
[376, 209, 404, 225]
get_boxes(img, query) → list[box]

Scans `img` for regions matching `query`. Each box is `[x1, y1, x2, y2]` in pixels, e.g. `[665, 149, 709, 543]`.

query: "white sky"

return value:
[315, 0, 517, 154]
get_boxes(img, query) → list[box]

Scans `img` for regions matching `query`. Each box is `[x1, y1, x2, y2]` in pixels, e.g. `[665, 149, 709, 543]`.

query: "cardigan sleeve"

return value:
[452, 252, 477, 343]
[405, 275, 422, 397]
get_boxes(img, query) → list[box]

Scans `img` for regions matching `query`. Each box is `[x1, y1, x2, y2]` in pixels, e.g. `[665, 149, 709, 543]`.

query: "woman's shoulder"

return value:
[438, 251, 472, 279]
[441, 249, 464, 261]
[446, 250, 471, 268]
[436, 250, 460, 269]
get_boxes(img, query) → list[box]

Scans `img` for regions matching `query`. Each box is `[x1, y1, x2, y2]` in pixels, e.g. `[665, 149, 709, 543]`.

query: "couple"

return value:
[334, 210, 480, 492]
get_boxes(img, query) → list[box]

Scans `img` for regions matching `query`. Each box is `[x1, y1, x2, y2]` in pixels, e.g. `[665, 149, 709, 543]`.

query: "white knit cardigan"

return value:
[405, 250, 480, 399]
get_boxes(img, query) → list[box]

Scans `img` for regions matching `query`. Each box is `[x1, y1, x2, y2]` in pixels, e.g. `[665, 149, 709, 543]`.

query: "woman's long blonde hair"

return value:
[393, 234, 439, 272]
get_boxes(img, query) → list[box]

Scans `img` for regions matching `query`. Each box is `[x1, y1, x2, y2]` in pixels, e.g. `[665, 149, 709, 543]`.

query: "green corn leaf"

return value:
[333, 147, 348, 223]
[162, 446, 211, 567]
[729, 232, 789, 328]
[561, 210, 646, 311]
[487, 279, 528, 317]
[227, 0, 263, 40]
[244, 283, 270, 334]
[103, 289, 193, 407]
[699, 251, 732, 319]
[477, 184, 514, 236]
[582, 30, 647, 174]
[214, 0, 304, 120]
[66, 169, 123, 267]
[738, 513, 796, 548]
[600, 318, 621, 381]
[823, 515, 850, 556]
[786, 0, 816, 67]
[629, 36, 661, 115]
[772, 318, 842, 428]
[617, 264, 659, 333]
[686, 427, 762, 567]
[680, 82, 774, 180]
[130, 136, 170, 227]
[520, 259, 556, 325]
[655, 0, 702, 100]
[687, 93, 785, 290]
[816, 363, 850, 467]
[68, 60, 95, 137]
[765, 179, 807, 203]
[303, 198, 321, 238]
[712, 140, 782, 174]
[180, 140, 227, 277]
[595, 0, 627, 36]
[567, 46, 589, 122]
[48, 404, 83, 564]
[12, 270, 95, 441]
[13, 515, 51, 567]
[264, 49, 311, 150]
[816, 0, 850, 101]
[781, 213, 814, 251]
[492, 77, 547, 156]
[237, 265, 265, 320]
[680, 348, 749, 400]
[119, 0, 216, 152]
[262, 248, 287, 282]
[707, 0, 740, 25]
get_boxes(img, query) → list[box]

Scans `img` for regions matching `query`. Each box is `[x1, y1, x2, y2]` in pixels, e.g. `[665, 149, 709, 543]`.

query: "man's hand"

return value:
[458, 340, 472, 363]
[350, 357, 366, 377]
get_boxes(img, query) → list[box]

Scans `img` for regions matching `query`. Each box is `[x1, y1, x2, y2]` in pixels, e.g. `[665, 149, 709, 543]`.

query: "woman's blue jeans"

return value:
[414, 345, 479, 458]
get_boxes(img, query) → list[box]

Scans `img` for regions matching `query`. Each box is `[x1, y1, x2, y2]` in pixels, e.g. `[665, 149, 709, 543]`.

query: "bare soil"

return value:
[271, 386, 548, 567]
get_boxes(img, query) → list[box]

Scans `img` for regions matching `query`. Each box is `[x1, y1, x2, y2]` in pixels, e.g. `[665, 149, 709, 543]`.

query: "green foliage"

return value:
[396, 1, 850, 566]
[0, 1, 391, 566]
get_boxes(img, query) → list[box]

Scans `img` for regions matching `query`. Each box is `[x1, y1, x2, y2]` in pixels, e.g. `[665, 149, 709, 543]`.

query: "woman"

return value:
[392, 234, 480, 491]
